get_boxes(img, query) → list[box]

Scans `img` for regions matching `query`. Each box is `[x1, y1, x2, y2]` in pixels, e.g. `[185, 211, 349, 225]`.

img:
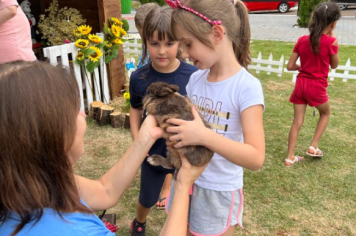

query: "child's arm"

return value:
[286, 52, 300, 71]
[330, 38, 339, 69]
[74, 115, 162, 211]
[166, 106, 265, 171]
[130, 106, 143, 140]
[0, 5, 17, 25]
[160, 154, 208, 236]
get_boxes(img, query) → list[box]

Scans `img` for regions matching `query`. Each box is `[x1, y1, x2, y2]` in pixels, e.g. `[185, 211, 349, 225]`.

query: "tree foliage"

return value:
[298, 0, 326, 27]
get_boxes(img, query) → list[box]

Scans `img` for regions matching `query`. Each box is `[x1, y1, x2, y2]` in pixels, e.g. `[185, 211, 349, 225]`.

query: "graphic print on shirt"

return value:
[190, 95, 230, 136]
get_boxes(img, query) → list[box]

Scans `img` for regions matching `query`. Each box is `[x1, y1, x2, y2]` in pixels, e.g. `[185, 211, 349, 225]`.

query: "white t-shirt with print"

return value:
[186, 68, 265, 191]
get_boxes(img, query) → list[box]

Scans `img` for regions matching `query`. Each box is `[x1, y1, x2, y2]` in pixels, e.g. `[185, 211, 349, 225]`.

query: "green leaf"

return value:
[112, 44, 120, 51]
[105, 54, 114, 64]
[104, 23, 109, 34]
[86, 61, 100, 73]
[74, 59, 84, 66]
[97, 42, 107, 50]
[82, 48, 95, 57]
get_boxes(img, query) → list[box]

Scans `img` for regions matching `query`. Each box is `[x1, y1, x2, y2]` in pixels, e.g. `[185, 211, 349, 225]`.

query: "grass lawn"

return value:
[74, 40, 356, 236]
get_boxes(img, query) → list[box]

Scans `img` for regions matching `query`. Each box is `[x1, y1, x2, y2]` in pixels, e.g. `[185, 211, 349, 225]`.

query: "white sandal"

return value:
[306, 146, 323, 157]
[284, 156, 304, 166]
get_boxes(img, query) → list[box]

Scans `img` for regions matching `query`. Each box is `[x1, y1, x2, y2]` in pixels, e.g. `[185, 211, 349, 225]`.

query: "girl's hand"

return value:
[139, 115, 163, 141]
[176, 153, 208, 188]
[166, 106, 209, 148]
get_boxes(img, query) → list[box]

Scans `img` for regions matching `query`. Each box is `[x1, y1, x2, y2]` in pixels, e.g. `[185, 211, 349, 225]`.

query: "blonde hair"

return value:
[171, 0, 251, 68]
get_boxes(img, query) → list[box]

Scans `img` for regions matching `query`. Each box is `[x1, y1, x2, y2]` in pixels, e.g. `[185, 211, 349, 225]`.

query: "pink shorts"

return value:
[289, 77, 329, 107]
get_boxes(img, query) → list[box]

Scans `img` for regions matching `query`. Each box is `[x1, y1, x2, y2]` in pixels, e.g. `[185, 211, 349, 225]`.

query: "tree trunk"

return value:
[97, 105, 115, 125]
[110, 112, 123, 128]
[90, 101, 104, 120]
[124, 113, 130, 129]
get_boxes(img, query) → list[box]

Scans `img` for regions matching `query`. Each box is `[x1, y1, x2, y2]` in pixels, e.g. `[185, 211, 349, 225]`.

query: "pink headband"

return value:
[165, 0, 222, 26]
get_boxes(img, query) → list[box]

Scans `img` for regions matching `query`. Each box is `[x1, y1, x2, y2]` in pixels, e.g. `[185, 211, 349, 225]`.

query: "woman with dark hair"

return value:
[0, 61, 206, 236]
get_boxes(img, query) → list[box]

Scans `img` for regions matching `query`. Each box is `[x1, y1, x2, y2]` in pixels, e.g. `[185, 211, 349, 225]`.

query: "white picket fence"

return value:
[123, 34, 142, 56]
[43, 33, 110, 111]
[284, 58, 356, 82]
[248, 52, 284, 77]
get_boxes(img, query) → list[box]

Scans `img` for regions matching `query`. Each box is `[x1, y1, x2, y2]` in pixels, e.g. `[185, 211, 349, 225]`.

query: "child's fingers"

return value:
[166, 118, 185, 125]
[166, 126, 180, 134]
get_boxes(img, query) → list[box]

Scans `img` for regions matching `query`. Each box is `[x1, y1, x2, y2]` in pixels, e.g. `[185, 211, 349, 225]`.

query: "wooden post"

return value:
[97, 0, 126, 98]
[110, 112, 123, 128]
[90, 101, 104, 120]
[124, 113, 130, 129]
[97, 105, 115, 125]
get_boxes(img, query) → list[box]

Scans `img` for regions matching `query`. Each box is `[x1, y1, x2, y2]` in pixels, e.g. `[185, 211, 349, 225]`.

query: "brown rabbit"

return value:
[143, 82, 213, 173]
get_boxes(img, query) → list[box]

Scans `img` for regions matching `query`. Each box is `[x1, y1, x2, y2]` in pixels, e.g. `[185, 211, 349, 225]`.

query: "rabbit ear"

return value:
[168, 84, 179, 92]
[131, 57, 136, 64]
[126, 58, 130, 64]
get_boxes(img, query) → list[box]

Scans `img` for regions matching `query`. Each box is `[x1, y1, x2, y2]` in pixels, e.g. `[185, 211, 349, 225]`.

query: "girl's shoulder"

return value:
[188, 69, 209, 84]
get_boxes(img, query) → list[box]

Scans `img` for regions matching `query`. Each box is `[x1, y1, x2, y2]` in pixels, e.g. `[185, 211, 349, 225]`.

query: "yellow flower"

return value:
[88, 34, 103, 44]
[88, 46, 103, 62]
[111, 17, 123, 26]
[77, 25, 92, 35]
[105, 41, 112, 49]
[119, 27, 127, 36]
[73, 29, 82, 38]
[111, 24, 120, 38]
[123, 92, 130, 100]
[76, 51, 85, 61]
[112, 38, 123, 45]
[75, 39, 89, 48]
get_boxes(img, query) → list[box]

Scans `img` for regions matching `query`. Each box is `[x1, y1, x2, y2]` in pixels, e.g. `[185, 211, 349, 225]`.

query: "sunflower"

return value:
[111, 24, 120, 38]
[112, 38, 123, 45]
[75, 39, 89, 48]
[111, 17, 123, 26]
[88, 46, 103, 62]
[73, 29, 82, 38]
[76, 51, 85, 61]
[77, 25, 92, 35]
[123, 92, 130, 100]
[88, 34, 103, 44]
[119, 27, 127, 36]
[104, 41, 112, 49]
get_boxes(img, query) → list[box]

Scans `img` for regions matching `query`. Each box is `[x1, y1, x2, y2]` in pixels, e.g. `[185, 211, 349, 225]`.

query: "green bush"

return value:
[139, 0, 166, 6]
[297, 0, 326, 27]
[122, 18, 130, 33]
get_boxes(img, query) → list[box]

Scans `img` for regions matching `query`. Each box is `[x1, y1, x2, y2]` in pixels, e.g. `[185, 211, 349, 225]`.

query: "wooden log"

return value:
[124, 113, 130, 129]
[110, 112, 123, 128]
[96, 105, 115, 126]
[90, 101, 104, 120]
[124, 83, 129, 93]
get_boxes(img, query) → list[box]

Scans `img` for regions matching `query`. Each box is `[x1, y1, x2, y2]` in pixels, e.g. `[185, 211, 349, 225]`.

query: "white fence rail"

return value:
[43, 33, 110, 111]
[284, 58, 356, 82]
[248, 52, 284, 77]
[122, 35, 356, 83]
[123, 34, 142, 56]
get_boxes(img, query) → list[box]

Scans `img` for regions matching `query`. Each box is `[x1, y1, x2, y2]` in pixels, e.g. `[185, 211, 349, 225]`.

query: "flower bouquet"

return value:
[73, 17, 127, 73]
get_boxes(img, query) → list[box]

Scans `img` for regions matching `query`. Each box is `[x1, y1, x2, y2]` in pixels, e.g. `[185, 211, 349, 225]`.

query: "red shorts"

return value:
[289, 77, 329, 107]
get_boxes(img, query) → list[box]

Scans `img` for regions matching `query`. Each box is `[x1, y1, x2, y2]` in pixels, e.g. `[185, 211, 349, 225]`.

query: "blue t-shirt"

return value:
[129, 60, 198, 157]
[0, 207, 114, 236]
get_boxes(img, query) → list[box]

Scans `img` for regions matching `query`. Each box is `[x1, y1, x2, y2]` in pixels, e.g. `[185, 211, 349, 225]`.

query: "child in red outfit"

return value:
[285, 2, 341, 166]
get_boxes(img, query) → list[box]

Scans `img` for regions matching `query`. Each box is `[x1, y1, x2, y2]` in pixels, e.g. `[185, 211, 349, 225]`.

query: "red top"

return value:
[293, 34, 338, 81]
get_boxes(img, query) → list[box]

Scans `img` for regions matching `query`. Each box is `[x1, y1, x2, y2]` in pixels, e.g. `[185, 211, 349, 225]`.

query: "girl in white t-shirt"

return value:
[164, 0, 265, 235]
